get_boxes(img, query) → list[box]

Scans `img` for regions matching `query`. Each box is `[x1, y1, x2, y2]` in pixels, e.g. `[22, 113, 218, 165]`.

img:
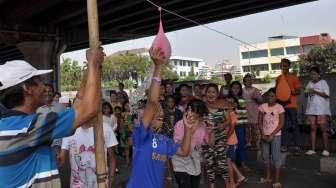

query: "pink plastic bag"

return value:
[151, 8, 171, 61]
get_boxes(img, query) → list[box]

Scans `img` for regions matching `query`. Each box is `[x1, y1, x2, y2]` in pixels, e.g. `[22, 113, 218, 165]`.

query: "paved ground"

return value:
[60, 133, 336, 188]
[112, 149, 336, 188]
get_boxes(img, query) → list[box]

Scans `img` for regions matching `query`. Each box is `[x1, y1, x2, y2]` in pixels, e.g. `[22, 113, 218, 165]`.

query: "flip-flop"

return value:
[259, 177, 272, 184]
[236, 177, 248, 186]
[273, 182, 282, 188]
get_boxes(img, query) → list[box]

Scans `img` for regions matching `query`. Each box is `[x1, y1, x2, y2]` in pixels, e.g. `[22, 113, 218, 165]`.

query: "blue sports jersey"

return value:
[0, 108, 75, 188]
[127, 121, 180, 188]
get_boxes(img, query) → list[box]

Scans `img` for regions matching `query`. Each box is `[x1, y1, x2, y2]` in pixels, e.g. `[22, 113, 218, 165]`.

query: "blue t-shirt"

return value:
[127, 121, 180, 188]
[0, 108, 75, 188]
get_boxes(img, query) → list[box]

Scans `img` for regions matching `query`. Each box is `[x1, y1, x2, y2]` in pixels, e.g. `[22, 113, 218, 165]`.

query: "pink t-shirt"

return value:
[258, 103, 285, 136]
[174, 120, 209, 150]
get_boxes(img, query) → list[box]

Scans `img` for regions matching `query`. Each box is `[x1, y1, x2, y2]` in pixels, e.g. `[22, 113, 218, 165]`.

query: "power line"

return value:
[144, 0, 260, 50]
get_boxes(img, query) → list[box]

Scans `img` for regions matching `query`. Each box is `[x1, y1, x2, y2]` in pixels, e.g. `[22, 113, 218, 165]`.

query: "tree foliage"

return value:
[60, 58, 83, 91]
[299, 42, 336, 75]
[181, 65, 196, 81]
[210, 75, 224, 86]
[60, 53, 179, 91]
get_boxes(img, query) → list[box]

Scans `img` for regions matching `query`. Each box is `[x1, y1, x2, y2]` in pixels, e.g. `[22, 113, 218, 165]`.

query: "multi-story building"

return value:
[239, 33, 334, 78]
[169, 56, 206, 78]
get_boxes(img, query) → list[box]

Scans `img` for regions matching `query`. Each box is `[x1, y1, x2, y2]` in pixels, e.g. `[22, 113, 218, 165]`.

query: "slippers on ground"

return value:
[259, 177, 272, 184]
[273, 182, 282, 188]
[236, 177, 248, 186]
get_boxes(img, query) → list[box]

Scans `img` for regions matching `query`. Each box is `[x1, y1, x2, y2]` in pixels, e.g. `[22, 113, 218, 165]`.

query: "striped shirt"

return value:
[0, 108, 75, 188]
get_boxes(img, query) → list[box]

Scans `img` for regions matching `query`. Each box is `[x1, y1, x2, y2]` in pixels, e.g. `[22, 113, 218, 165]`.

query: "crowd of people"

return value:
[0, 47, 332, 188]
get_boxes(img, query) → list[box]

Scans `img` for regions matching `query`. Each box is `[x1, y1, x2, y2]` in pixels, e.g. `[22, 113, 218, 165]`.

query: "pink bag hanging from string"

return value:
[151, 7, 171, 61]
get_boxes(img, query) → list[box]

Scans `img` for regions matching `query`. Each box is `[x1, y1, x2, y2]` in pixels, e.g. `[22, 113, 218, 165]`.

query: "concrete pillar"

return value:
[16, 41, 66, 91]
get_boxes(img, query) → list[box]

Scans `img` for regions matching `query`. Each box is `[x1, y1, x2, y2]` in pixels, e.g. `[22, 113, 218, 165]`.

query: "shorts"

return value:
[306, 115, 329, 125]
[261, 136, 282, 168]
[226, 145, 237, 161]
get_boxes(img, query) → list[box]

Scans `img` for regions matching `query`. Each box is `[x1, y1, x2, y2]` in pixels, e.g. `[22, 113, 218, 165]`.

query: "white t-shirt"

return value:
[305, 80, 331, 116]
[103, 115, 118, 131]
[61, 124, 118, 188]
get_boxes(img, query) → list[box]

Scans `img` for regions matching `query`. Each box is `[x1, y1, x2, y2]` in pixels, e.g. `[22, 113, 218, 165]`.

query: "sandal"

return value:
[259, 177, 272, 184]
[273, 182, 282, 188]
[281, 146, 288, 153]
[236, 177, 248, 186]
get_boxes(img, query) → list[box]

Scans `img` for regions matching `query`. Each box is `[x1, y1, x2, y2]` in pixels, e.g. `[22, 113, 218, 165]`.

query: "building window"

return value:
[182, 61, 186, 66]
[243, 64, 269, 72]
[180, 71, 186, 77]
[271, 63, 281, 70]
[179, 60, 182, 66]
[188, 61, 191, 67]
[286, 46, 299, 54]
[195, 62, 199, 67]
[242, 66, 251, 72]
[241, 49, 268, 59]
[270, 48, 284, 56]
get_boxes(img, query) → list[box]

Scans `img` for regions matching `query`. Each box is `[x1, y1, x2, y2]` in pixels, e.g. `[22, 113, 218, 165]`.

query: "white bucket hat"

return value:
[0, 60, 53, 90]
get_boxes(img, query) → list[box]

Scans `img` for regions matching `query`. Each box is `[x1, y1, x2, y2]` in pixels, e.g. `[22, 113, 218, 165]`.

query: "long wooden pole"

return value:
[86, 0, 107, 188]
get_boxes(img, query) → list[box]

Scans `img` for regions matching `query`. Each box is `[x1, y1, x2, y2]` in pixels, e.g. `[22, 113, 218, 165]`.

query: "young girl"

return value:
[258, 88, 284, 188]
[228, 81, 249, 172]
[243, 74, 263, 148]
[304, 67, 331, 157]
[172, 99, 209, 188]
[226, 97, 248, 187]
[162, 95, 183, 138]
[120, 102, 133, 166]
[102, 101, 118, 131]
[203, 83, 231, 188]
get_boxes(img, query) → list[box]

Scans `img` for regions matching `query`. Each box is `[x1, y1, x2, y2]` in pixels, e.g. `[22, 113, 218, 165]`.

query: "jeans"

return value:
[262, 136, 282, 168]
[235, 127, 247, 165]
[281, 108, 300, 147]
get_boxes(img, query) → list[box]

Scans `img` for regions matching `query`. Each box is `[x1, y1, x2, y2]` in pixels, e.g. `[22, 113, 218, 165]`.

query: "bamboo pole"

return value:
[86, 0, 107, 187]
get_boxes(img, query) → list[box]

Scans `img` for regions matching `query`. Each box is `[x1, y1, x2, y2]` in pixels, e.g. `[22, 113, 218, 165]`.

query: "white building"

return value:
[239, 36, 300, 78]
[169, 56, 206, 78]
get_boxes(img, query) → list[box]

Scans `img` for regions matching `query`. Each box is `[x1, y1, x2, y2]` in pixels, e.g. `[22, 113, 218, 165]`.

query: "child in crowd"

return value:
[120, 102, 133, 166]
[172, 99, 209, 188]
[243, 74, 263, 148]
[127, 48, 196, 188]
[102, 101, 118, 131]
[228, 81, 250, 172]
[258, 88, 284, 188]
[203, 83, 231, 188]
[226, 98, 248, 187]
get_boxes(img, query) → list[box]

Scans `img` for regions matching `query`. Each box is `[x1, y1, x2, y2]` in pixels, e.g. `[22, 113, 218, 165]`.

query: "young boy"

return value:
[127, 48, 196, 188]
[258, 88, 285, 188]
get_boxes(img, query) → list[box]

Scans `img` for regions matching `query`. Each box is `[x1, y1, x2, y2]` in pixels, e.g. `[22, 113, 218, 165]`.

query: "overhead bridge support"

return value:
[16, 41, 66, 92]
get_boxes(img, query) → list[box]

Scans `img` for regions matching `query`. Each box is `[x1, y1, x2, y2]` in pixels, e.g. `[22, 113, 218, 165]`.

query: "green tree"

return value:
[60, 58, 83, 91]
[181, 65, 196, 81]
[210, 75, 224, 85]
[261, 74, 272, 83]
[299, 42, 336, 75]
[234, 75, 243, 82]
[162, 64, 179, 80]
[102, 52, 151, 85]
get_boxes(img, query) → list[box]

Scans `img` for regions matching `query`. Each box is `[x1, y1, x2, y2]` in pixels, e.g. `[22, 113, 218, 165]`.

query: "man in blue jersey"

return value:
[0, 46, 104, 188]
[127, 48, 196, 188]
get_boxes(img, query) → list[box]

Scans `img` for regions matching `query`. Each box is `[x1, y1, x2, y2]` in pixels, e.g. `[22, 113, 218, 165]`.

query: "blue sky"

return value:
[62, 0, 336, 67]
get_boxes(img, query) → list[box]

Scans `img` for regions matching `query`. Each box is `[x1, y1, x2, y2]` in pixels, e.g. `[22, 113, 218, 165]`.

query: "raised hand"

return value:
[86, 44, 105, 68]
[149, 47, 167, 67]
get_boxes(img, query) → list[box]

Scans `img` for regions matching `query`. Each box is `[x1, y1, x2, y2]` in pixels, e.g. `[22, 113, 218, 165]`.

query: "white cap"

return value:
[59, 96, 70, 104]
[0, 60, 53, 90]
